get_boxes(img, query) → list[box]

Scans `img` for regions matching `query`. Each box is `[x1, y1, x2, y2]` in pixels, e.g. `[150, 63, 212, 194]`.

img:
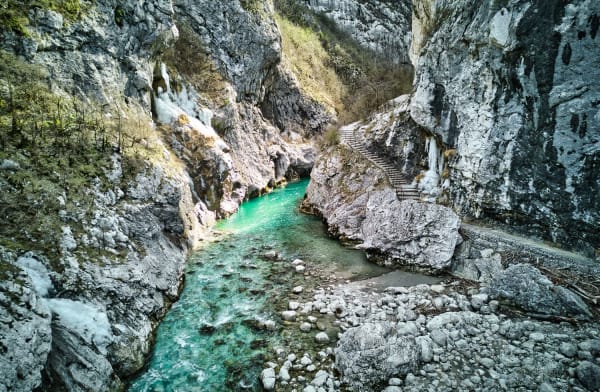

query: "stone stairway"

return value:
[340, 127, 420, 200]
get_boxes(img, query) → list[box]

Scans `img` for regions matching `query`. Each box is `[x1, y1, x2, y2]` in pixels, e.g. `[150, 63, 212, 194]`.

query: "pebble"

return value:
[315, 332, 330, 343]
[312, 370, 329, 386]
[529, 332, 545, 342]
[260, 368, 276, 391]
[281, 310, 297, 321]
[300, 322, 312, 332]
[295, 265, 306, 273]
[559, 342, 577, 357]
[300, 355, 312, 366]
[430, 329, 447, 347]
[279, 366, 290, 382]
[389, 378, 403, 386]
[292, 286, 304, 294]
[289, 301, 300, 310]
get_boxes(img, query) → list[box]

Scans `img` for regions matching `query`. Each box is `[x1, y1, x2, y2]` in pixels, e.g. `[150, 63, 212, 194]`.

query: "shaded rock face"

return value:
[305, 0, 413, 64]
[485, 264, 592, 320]
[335, 322, 419, 390]
[410, 0, 600, 254]
[173, 0, 279, 104]
[1, 0, 178, 106]
[0, 252, 52, 392]
[37, 162, 196, 391]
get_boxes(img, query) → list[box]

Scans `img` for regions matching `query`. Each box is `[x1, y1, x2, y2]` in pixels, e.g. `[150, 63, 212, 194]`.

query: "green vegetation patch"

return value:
[0, 0, 86, 35]
[275, 14, 347, 115]
[274, 0, 414, 124]
[162, 23, 229, 107]
[0, 51, 167, 269]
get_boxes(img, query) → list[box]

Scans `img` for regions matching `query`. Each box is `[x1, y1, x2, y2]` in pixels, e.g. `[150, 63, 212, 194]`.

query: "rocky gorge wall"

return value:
[0, 0, 331, 390]
[410, 0, 600, 255]
[307, 0, 600, 263]
[304, 0, 413, 64]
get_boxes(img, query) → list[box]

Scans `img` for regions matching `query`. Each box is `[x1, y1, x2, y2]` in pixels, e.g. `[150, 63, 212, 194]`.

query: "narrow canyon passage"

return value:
[128, 180, 438, 391]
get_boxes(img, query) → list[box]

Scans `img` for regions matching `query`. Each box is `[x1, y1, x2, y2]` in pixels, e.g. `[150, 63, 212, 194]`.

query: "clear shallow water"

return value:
[128, 180, 389, 392]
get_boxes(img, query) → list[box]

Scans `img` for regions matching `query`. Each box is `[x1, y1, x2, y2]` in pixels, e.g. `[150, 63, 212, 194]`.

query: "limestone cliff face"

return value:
[305, 0, 413, 64]
[0, 0, 330, 390]
[307, 0, 599, 258]
[410, 0, 600, 254]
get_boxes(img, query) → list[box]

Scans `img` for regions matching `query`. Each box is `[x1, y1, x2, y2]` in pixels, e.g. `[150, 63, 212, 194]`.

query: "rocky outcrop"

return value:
[305, 0, 413, 64]
[410, 0, 600, 255]
[305, 98, 460, 270]
[485, 264, 592, 320]
[306, 137, 460, 270]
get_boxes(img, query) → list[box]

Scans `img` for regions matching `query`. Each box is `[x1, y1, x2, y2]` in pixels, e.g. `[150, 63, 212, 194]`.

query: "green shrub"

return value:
[322, 127, 339, 147]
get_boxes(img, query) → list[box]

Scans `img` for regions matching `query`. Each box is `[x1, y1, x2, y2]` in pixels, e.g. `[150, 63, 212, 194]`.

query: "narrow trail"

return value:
[340, 126, 420, 200]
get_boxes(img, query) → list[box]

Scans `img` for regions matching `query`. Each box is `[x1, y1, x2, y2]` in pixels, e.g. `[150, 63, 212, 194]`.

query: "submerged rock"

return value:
[486, 264, 592, 320]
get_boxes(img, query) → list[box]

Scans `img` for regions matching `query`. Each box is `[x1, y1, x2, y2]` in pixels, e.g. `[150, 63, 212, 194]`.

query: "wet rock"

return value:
[486, 264, 592, 320]
[300, 322, 312, 332]
[264, 251, 279, 260]
[315, 332, 330, 344]
[199, 323, 216, 334]
[281, 311, 297, 321]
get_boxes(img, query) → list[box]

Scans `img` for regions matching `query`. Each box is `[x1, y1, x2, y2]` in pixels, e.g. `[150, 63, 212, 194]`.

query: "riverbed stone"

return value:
[315, 332, 330, 343]
[261, 368, 276, 390]
[335, 322, 419, 390]
[281, 311, 297, 321]
[576, 361, 600, 391]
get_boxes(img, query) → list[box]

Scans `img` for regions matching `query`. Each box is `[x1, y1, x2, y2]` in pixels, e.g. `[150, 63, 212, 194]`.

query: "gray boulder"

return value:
[576, 361, 600, 391]
[361, 191, 461, 270]
[486, 264, 592, 320]
[335, 322, 419, 390]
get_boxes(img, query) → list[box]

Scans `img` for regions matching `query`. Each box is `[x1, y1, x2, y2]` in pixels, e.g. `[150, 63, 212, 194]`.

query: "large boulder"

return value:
[361, 190, 462, 270]
[486, 264, 592, 320]
[335, 322, 420, 390]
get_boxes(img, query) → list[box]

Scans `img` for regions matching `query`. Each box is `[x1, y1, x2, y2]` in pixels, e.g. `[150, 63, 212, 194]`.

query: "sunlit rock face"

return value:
[410, 0, 600, 255]
[305, 0, 413, 64]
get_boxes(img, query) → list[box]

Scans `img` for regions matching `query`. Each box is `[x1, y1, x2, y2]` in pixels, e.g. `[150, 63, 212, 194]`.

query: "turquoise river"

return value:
[128, 180, 434, 391]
